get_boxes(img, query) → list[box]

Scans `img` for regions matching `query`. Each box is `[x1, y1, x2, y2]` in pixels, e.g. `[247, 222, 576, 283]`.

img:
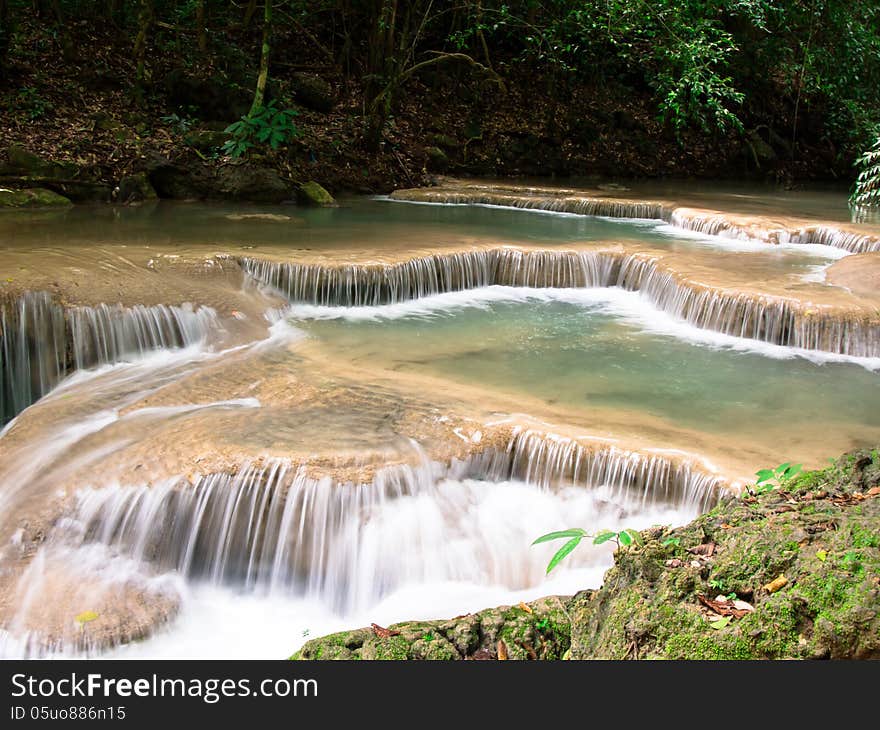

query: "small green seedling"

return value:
[753, 462, 803, 494]
[532, 527, 642, 574]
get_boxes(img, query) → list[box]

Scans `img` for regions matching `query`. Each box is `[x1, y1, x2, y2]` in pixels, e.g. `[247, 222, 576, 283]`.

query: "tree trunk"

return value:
[133, 0, 154, 91]
[0, 0, 10, 71]
[243, 0, 258, 30]
[196, 0, 207, 53]
[248, 0, 272, 116]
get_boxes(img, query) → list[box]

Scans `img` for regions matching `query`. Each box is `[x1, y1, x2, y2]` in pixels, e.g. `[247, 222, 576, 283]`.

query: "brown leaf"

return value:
[866, 486, 880, 497]
[371, 623, 401, 639]
[688, 542, 716, 557]
[522, 641, 538, 660]
[697, 593, 751, 618]
[496, 639, 509, 661]
[518, 601, 533, 614]
[468, 648, 494, 661]
[665, 558, 684, 568]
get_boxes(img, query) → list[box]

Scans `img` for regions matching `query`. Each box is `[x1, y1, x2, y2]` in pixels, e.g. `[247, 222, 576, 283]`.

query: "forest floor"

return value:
[0, 16, 854, 201]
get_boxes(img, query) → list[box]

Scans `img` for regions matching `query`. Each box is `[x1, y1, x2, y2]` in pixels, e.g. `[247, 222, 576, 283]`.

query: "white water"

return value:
[283, 286, 880, 371]
[40, 477, 698, 660]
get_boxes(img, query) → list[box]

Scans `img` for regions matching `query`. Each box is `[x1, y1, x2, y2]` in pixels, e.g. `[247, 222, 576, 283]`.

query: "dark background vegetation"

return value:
[1, 0, 879, 196]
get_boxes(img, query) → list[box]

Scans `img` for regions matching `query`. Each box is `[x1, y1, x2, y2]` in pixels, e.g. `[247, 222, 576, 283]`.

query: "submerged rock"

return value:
[298, 181, 336, 207]
[0, 187, 72, 208]
[292, 448, 880, 660]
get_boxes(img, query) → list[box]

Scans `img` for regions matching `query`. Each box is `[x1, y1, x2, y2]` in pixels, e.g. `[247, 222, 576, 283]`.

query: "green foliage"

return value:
[14, 86, 52, 120]
[752, 462, 803, 494]
[222, 101, 300, 158]
[851, 135, 880, 209]
[533, 527, 642, 574]
[161, 112, 195, 135]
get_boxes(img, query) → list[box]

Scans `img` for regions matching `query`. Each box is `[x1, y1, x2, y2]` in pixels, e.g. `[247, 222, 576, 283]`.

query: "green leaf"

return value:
[816, 549, 827, 562]
[662, 537, 681, 547]
[592, 530, 617, 545]
[532, 528, 586, 546]
[755, 469, 775, 484]
[775, 462, 791, 475]
[546, 536, 583, 574]
[625, 529, 643, 545]
[709, 616, 731, 630]
[618, 530, 633, 546]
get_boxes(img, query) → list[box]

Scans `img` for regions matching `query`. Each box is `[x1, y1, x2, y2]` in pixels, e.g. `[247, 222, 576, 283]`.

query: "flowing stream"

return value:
[0, 189, 877, 658]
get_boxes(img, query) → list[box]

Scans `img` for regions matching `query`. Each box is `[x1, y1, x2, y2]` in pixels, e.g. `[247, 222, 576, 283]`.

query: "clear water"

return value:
[294, 288, 880, 465]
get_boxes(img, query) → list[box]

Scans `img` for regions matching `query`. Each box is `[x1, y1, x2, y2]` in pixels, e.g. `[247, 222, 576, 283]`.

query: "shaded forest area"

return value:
[1, 1, 879, 200]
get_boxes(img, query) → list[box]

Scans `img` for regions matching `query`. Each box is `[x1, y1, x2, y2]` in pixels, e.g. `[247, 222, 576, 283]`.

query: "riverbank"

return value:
[0, 14, 865, 206]
[293, 446, 880, 660]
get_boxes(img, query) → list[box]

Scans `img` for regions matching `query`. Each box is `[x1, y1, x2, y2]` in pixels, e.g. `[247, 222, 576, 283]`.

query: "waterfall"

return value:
[669, 209, 880, 254]
[390, 187, 670, 220]
[1, 292, 220, 424]
[390, 188, 880, 255]
[240, 250, 619, 307]
[616, 255, 880, 356]
[241, 252, 880, 357]
[57, 431, 724, 613]
[1, 292, 67, 424]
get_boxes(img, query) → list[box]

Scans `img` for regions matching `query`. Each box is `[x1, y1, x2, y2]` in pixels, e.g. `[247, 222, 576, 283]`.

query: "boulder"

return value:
[217, 165, 291, 203]
[146, 155, 292, 203]
[115, 172, 158, 204]
[2, 144, 79, 179]
[297, 181, 336, 207]
[289, 73, 335, 113]
[163, 69, 252, 122]
[184, 129, 229, 152]
[424, 146, 449, 172]
[0, 187, 72, 208]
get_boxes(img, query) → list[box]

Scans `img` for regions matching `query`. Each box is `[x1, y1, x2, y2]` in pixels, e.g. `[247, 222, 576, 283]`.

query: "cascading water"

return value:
[36, 431, 722, 626]
[0, 292, 220, 424]
[390, 188, 880, 254]
[242, 252, 880, 357]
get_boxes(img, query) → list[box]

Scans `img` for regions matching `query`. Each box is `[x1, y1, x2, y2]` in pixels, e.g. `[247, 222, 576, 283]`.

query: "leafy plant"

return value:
[752, 462, 803, 494]
[662, 536, 681, 547]
[15, 87, 52, 120]
[161, 112, 195, 135]
[851, 135, 880, 209]
[222, 101, 300, 158]
[532, 527, 643, 574]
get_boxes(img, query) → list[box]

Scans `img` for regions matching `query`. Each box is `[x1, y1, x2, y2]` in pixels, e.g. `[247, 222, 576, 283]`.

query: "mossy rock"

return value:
[0, 187, 73, 208]
[184, 129, 229, 152]
[291, 596, 572, 661]
[116, 173, 158, 204]
[424, 146, 449, 172]
[290, 73, 335, 113]
[298, 181, 336, 207]
[2, 144, 79, 178]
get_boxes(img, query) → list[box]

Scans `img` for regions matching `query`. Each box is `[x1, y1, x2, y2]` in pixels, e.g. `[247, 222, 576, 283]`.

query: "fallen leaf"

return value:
[688, 542, 716, 557]
[468, 648, 493, 661]
[665, 558, 684, 568]
[370, 623, 401, 639]
[867, 486, 880, 497]
[709, 616, 731, 630]
[75, 610, 98, 625]
[496, 639, 509, 661]
[816, 549, 827, 562]
[720, 523, 733, 529]
[732, 600, 755, 613]
[518, 601, 533, 614]
[763, 575, 788, 593]
[697, 594, 751, 618]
